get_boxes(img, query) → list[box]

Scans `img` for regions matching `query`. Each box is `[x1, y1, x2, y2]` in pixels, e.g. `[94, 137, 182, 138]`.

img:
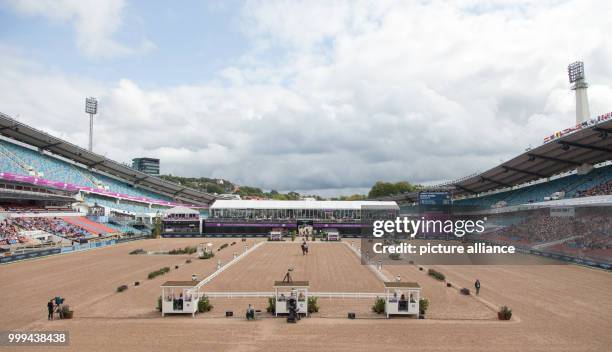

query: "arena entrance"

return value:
[297, 220, 314, 238]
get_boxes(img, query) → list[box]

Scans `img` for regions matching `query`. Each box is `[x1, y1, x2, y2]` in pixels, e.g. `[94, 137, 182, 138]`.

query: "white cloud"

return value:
[1, 0, 611, 195]
[3, 0, 154, 58]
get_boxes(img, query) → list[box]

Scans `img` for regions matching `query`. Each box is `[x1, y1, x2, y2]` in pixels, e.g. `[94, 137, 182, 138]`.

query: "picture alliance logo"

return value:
[372, 217, 487, 238]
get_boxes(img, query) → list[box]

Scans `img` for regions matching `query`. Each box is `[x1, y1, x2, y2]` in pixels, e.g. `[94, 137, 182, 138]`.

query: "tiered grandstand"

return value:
[382, 114, 612, 267]
[0, 113, 216, 259]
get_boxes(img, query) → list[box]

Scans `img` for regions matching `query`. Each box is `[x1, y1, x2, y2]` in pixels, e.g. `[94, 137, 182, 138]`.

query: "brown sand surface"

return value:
[203, 242, 385, 292]
[0, 238, 259, 327]
[1, 238, 611, 351]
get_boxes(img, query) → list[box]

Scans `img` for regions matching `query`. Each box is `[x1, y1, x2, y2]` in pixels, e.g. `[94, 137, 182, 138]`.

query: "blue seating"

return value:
[455, 165, 612, 208]
[1, 139, 172, 204]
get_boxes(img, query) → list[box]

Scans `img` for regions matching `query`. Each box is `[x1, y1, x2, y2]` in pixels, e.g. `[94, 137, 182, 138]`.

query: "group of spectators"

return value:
[0, 217, 95, 245]
[0, 218, 27, 245]
[0, 205, 73, 213]
[488, 211, 611, 254]
[493, 215, 581, 244]
[561, 214, 610, 252]
[575, 180, 612, 198]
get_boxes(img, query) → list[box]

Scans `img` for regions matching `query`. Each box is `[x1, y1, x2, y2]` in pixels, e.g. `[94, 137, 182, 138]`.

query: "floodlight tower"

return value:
[567, 61, 590, 124]
[85, 97, 98, 152]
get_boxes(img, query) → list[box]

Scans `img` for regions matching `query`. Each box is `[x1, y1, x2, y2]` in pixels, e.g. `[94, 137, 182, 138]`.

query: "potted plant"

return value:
[372, 297, 385, 314]
[308, 296, 319, 314]
[419, 298, 429, 319]
[266, 297, 276, 313]
[197, 295, 213, 313]
[498, 306, 512, 320]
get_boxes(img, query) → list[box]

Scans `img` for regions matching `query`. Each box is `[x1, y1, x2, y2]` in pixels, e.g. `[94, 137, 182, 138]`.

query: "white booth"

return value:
[324, 228, 341, 241]
[384, 281, 421, 318]
[269, 228, 285, 241]
[161, 281, 200, 317]
[273, 281, 309, 316]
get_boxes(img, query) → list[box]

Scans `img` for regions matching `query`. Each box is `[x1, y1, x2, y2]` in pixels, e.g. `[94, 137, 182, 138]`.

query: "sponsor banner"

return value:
[550, 207, 575, 217]
[0, 248, 61, 264]
[207, 222, 297, 228]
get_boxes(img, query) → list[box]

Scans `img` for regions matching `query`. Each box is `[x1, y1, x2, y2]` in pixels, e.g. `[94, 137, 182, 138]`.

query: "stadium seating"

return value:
[455, 164, 612, 208]
[0, 217, 99, 243]
[84, 195, 156, 214]
[0, 139, 173, 202]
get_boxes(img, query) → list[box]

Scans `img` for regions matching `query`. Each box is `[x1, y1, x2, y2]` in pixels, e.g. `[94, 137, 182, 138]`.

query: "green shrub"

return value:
[308, 296, 319, 313]
[157, 296, 162, 312]
[389, 253, 401, 260]
[197, 295, 213, 313]
[266, 297, 276, 313]
[129, 248, 145, 255]
[427, 269, 445, 281]
[199, 251, 215, 259]
[231, 241, 236, 246]
[168, 246, 197, 255]
[460, 288, 470, 295]
[498, 306, 512, 320]
[218, 243, 229, 251]
[186, 259, 192, 264]
[148, 266, 171, 280]
[116, 285, 128, 293]
[291, 231, 296, 242]
[372, 297, 385, 314]
[419, 298, 429, 315]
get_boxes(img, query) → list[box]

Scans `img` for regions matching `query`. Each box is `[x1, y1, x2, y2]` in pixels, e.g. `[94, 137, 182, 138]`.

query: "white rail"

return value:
[194, 241, 265, 291]
[344, 241, 390, 282]
[202, 291, 383, 299]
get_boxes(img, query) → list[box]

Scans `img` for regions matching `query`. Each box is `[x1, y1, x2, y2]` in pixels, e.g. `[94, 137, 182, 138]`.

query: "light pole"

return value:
[85, 97, 98, 152]
[568, 61, 590, 124]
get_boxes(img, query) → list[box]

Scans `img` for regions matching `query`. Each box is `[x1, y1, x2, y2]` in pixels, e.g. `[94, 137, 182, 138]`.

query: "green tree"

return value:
[367, 181, 419, 198]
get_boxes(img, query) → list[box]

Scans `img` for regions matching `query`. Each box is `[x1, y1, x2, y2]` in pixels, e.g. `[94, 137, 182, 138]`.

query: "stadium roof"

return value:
[0, 113, 216, 205]
[211, 200, 399, 210]
[450, 118, 611, 197]
[379, 118, 612, 202]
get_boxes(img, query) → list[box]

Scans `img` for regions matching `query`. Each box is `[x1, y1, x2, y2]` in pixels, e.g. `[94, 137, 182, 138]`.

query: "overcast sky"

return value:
[1, 0, 611, 197]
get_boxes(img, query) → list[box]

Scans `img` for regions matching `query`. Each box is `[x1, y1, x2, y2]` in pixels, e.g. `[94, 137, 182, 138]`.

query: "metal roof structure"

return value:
[377, 118, 612, 202]
[450, 118, 611, 197]
[0, 112, 216, 205]
[211, 199, 399, 210]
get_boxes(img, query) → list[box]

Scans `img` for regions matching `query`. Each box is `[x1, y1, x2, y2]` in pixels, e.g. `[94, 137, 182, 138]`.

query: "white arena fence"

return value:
[202, 291, 383, 299]
[193, 241, 265, 290]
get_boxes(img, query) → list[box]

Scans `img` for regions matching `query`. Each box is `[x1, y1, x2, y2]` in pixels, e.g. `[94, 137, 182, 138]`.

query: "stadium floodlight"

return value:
[85, 97, 98, 152]
[567, 61, 590, 124]
[567, 61, 585, 84]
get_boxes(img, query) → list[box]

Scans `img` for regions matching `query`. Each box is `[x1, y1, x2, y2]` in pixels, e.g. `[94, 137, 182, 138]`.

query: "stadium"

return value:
[1, 3, 612, 351]
[1, 79, 611, 350]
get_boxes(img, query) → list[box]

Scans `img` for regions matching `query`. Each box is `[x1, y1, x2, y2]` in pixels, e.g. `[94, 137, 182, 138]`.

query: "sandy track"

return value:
[0, 238, 260, 327]
[203, 241, 385, 293]
[1, 238, 611, 351]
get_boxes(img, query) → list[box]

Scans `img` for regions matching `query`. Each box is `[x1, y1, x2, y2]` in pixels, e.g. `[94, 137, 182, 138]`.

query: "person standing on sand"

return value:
[47, 299, 54, 320]
[475, 279, 481, 295]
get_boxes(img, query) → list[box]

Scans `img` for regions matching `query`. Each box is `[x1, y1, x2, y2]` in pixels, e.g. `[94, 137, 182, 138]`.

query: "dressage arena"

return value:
[0, 238, 611, 351]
